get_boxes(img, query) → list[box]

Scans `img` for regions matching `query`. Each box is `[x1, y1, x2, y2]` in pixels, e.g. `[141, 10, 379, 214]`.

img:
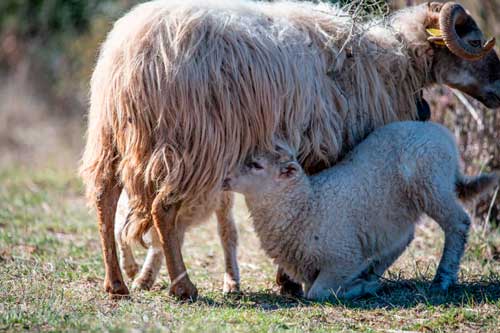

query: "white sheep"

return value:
[225, 121, 498, 300]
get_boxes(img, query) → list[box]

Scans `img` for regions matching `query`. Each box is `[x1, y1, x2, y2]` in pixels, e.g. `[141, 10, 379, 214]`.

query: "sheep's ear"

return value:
[279, 161, 299, 179]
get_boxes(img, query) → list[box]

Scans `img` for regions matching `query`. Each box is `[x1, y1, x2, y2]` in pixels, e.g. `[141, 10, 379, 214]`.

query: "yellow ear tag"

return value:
[426, 28, 446, 46]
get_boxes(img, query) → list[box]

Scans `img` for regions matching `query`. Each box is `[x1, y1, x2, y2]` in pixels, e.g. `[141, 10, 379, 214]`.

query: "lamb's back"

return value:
[310, 121, 458, 237]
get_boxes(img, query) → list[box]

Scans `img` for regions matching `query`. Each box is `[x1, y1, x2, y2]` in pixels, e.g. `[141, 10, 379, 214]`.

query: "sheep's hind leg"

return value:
[96, 177, 129, 298]
[132, 228, 164, 290]
[427, 195, 471, 292]
[216, 192, 240, 293]
[152, 195, 198, 300]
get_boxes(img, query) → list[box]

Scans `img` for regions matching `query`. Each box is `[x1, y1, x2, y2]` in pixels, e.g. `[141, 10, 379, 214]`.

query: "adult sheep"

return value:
[80, 0, 500, 300]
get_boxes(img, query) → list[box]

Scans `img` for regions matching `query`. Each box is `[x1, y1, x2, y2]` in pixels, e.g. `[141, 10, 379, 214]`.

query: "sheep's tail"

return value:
[456, 172, 499, 202]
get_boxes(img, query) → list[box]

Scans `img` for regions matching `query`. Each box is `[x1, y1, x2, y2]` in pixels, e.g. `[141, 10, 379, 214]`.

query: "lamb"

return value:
[224, 121, 498, 300]
[80, 0, 500, 299]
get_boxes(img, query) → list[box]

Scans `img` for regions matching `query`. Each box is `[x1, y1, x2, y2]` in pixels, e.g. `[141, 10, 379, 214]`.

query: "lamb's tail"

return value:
[456, 172, 499, 202]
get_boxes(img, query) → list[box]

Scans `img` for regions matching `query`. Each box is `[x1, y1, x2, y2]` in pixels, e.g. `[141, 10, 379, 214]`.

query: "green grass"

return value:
[1, 165, 500, 332]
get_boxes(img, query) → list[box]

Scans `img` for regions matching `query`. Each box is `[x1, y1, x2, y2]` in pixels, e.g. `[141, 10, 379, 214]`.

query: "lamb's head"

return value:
[424, 2, 500, 108]
[223, 146, 303, 197]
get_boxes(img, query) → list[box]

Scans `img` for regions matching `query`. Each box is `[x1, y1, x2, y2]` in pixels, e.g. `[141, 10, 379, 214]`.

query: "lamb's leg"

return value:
[152, 195, 198, 300]
[132, 228, 164, 290]
[427, 196, 471, 292]
[216, 192, 240, 293]
[276, 267, 304, 297]
[114, 210, 139, 280]
[361, 230, 414, 282]
[306, 266, 368, 301]
[342, 278, 381, 299]
[95, 177, 129, 298]
[306, 269, 348, 301]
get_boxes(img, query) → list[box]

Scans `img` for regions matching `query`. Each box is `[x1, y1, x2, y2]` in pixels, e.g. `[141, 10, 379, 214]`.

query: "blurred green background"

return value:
[0, 0, 498, 223]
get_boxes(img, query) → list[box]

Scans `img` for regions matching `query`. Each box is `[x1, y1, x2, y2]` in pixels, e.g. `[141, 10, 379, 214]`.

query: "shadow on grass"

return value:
[196, 279, 500, 311]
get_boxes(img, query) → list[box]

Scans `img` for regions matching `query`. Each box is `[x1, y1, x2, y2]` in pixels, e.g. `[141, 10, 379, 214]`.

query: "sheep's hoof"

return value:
[104, 278, 130, 299]
[132, 276, 154, 291]
[169, 278, 198, 301]
[223, 277, 240, 294]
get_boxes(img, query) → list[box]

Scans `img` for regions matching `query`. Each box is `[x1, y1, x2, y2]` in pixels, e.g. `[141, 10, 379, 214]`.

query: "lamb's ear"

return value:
[279, 161, 300, 179]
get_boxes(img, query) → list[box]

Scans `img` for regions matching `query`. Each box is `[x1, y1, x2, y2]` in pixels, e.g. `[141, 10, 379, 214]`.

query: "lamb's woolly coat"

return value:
[233, 121, 497, 300]
[81, 0, 433, 239]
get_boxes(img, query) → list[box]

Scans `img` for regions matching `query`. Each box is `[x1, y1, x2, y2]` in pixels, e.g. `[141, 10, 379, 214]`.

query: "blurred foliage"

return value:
[0, 0, 100, 38]
[0, 0, 137, 114]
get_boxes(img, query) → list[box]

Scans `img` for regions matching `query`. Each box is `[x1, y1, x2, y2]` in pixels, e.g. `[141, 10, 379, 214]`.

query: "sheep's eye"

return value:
[248, 161, 264, 170]
[469, 40, 481, 48]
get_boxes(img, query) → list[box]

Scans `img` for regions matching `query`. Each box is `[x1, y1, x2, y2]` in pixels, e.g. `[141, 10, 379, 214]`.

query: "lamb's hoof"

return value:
[169, 279, 198, 301]
[132, 276, 154, 291]
[104, 279, 130, 299]
[430, 275, 454, 293]
[223, 277, 240, 294]
[279, 281, 304, 298]
[305, 288, 331, 302]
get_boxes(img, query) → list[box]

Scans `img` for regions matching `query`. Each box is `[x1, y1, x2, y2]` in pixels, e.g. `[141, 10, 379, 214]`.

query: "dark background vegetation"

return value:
[0, 0, 498, 223]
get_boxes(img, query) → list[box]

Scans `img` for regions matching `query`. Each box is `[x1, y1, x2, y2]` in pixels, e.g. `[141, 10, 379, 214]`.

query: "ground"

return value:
[1, 162, 500, 333]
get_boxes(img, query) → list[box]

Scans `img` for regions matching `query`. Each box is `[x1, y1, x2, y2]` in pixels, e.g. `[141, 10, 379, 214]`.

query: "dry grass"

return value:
[1, 163, 500, 332]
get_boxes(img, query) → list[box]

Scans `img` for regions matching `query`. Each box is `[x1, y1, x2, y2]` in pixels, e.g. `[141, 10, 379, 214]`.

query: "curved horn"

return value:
[439, 2, 496, 61]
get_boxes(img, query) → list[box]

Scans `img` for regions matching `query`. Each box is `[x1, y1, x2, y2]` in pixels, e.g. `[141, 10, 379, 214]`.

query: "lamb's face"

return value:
[223, 155, 301, 197]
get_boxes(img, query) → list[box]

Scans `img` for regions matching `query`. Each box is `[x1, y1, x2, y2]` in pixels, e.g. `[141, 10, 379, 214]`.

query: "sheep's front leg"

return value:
[152, 196, 198, 300]
[216, 192, 240, 293]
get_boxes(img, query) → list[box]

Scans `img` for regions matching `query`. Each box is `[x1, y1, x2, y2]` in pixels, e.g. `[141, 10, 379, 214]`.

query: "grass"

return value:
[1, 164, 500, 332]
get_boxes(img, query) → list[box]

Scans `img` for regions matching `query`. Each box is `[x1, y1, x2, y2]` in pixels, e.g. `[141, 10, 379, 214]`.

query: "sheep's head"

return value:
[426, 2, 500, 108]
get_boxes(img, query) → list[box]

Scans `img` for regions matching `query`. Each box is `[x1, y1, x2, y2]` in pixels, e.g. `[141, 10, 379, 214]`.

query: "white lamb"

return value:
[224, 121, 498, 300]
